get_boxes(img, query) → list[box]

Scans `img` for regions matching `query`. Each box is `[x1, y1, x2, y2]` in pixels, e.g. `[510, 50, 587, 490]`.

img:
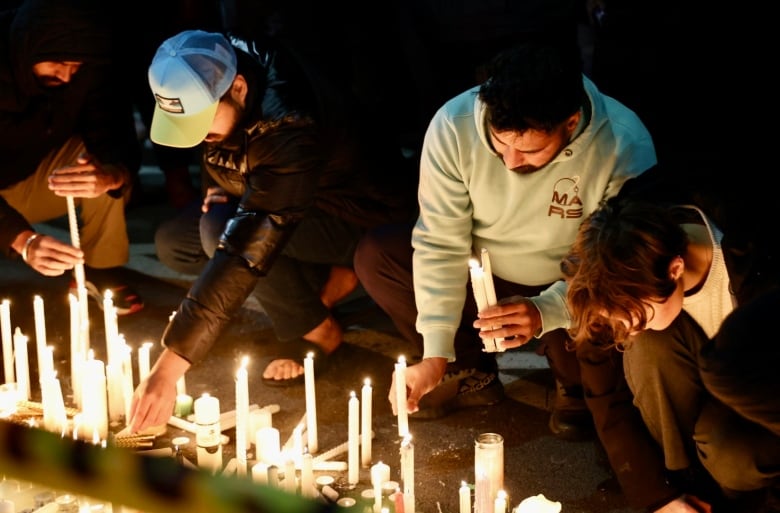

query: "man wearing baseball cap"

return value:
[130, 29, 415, 431]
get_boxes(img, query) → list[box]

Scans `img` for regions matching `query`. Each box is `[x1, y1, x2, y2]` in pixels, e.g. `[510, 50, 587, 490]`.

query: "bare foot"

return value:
[262, 316, 344, 381]
[320, 265, 359, 309]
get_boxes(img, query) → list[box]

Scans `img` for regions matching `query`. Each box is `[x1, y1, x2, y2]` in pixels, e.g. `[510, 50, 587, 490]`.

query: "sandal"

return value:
[261, 339, 336, 388]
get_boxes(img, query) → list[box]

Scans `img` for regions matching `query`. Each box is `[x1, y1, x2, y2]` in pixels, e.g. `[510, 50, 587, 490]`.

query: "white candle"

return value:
[235, 356, 249, 476]
[40, 345, 55, 383]
[400, 434, 415, 513]
[12, 328, 29, 401]
[469, 256, 502, 352]
[283, 455, 296, 493]
[33, 295, 47, 380]
[121, 343, 134, 423]
[347, 390, 359, 486]
[251, 461, 269, 485]
[361, 377, 373, 467]
[494, 489, 507, 513]
[371, 461, 390, 513]
[68, 293, 81, 405]
[256, 426, 281, 465]
[304, 351, 318, 454]
[459, 481, 471, 513]
[41, 372, 68, 435]
[80, 355, 108, 441]
[300, 452, 315, 498]
[0, 299, 13, 384]
[138, 341, 153, 382]
[103, 290, 119, 365]
[395, 355, 409, 437]
[176, 374, 187, 396]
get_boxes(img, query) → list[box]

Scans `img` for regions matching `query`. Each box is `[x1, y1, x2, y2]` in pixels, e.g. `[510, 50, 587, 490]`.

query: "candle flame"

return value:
[104, 289, 113, 300]
[350, 390, 356, 398]
[397, 355, 406, 364]
[240, 355, 249, 368]
[364, 377, 371, 386]
[469, 258, 481, 269]
[402, 433, 413, 446]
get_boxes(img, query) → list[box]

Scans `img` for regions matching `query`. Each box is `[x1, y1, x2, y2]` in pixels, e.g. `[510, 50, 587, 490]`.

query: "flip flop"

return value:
[261, 339, 333, 388]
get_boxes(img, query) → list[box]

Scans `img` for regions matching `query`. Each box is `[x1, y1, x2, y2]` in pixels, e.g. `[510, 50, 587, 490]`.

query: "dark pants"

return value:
[155, 200, 365, 342]
[353, 223, 580, 386]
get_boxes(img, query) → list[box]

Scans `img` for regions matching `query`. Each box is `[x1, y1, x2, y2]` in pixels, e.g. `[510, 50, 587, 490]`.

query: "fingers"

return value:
[27, 236, 83, 276]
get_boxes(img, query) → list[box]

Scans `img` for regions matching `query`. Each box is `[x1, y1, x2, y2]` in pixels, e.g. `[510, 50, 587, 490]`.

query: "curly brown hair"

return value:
[561, 197, 689, 348]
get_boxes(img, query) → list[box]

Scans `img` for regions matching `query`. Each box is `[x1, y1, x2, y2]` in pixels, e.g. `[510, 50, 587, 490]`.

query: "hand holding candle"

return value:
[469, 249, 504, 352]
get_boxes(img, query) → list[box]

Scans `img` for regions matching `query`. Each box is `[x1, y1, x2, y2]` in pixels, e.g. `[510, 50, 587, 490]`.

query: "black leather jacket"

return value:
[162, 34, 415, 365]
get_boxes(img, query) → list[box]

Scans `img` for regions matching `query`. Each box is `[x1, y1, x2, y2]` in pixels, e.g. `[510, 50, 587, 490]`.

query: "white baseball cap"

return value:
[148, 30, 237, 148]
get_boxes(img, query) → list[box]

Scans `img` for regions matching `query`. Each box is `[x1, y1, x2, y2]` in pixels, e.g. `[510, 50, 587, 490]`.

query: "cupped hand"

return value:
[48, 155, 124, 197]
[472, 295, 542, 350]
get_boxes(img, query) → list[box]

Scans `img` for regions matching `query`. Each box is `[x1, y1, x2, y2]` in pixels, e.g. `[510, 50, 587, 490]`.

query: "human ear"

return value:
[669, 256, 684, 280]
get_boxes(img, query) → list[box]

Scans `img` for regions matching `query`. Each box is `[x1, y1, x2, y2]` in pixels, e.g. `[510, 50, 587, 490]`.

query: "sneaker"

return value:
[69, 267, 144, 316]
[411, 368, 505, 420]
[548, 380, 594, 442]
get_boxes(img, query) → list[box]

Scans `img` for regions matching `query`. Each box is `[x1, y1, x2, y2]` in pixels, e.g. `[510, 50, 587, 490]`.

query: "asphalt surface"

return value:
[0, 162, 640, 513]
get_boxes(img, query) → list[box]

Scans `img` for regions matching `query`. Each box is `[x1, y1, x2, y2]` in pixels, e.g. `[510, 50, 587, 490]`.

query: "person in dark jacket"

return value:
[0, 0, 143, 314]
[559, 165, 780, 512]
[128, 29, 414, 432]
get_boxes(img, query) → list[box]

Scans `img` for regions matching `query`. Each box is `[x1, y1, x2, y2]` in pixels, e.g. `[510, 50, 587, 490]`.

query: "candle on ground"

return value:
[235, 356, 249, 476]
[102, 290, 119, 365]
[12, 328, 29, 401]
[494, 489, 507, 513]
[361, 377, 373, 467]
[256, 426, 281, 465]
[459, 481, 471, 513]
[347, 390, 359, 487]
[138, 341, 153, 382]
[371, 461, 390, 513]
[300, 452, 315, 498]
[304, 351, 318, 454]
[400, 433, 415, 513]
[395, 355, 408, 437]
[33, 295, 47, 380]
[0, 299, 13, 384]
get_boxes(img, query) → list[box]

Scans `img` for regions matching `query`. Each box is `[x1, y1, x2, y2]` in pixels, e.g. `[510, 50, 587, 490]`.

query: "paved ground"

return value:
[0, 161, 640, 513]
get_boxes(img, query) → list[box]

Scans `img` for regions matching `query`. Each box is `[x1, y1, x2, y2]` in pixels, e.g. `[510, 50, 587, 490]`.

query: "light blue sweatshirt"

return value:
[412, 76, 657, 361]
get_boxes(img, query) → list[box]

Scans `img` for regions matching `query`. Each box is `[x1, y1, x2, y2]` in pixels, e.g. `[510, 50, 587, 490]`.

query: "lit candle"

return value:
[361, 377, 373, 467]
[33, 295, 47, 379]
[121, 343, 134, 423]
[235, 356, 249, 476]
[348, 390, 359, 486]
[12, 328, 29, 401]
[304, 351, 318, 454]
[494, 489, 507, 513]
[459, 481, 471, 513]
[80, 355, 108, 441]
[137, 341, 153, 382]
[395, 355, 408, 437]
[371, 461, 390, 513]
[0, 299, 13, 384]
[176, 374, 187, 396]
[400, 433, 415, 513]
[40, 345, 55, 382]
[283, 455, 296, 493]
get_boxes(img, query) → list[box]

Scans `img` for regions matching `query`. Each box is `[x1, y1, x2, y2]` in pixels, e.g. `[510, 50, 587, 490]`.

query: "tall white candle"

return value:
[80, 355, 108, 441]
[137, 341, 153, 382]
[40, 345, 55, 384]
[0, 299, 13, 384]
[459, 481, 471, 513]
[256, 426, 281, 465]
[304, 351, 318, 454]
[121, 343, 134, 423]
[469, 256, 502, 352]
[347, 390, 359, 486]
[361, 377, 373, 468]
[176, 374, 187, 396]
[103, 290, 119, 365]
[283, 455, 296, 493]
[33, 295, 47, 380]
[68, 293, 81, 406]
[12, 328, 29, 401]
[400, 434, 415, 513]
[235, 356, 249, 476]
[395, 355, 409, 437]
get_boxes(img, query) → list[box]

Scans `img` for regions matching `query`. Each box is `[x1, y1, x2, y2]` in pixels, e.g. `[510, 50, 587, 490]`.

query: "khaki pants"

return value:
[0, 137, 129, 268]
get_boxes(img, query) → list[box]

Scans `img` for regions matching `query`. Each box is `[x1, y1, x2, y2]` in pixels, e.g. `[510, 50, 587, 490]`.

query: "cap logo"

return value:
[155, 93, 185, 114]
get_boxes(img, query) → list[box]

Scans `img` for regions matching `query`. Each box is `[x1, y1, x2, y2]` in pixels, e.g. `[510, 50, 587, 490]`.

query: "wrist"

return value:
[21, 232, 42, 263]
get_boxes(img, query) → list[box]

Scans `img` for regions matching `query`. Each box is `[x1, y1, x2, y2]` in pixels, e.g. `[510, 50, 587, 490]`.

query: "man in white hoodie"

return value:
[354, 39, 656, 440]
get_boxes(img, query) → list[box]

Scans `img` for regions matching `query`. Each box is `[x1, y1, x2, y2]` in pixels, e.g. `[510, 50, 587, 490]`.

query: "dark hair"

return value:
[478, 41, 585, 133]
[561, 197, 689, 347]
